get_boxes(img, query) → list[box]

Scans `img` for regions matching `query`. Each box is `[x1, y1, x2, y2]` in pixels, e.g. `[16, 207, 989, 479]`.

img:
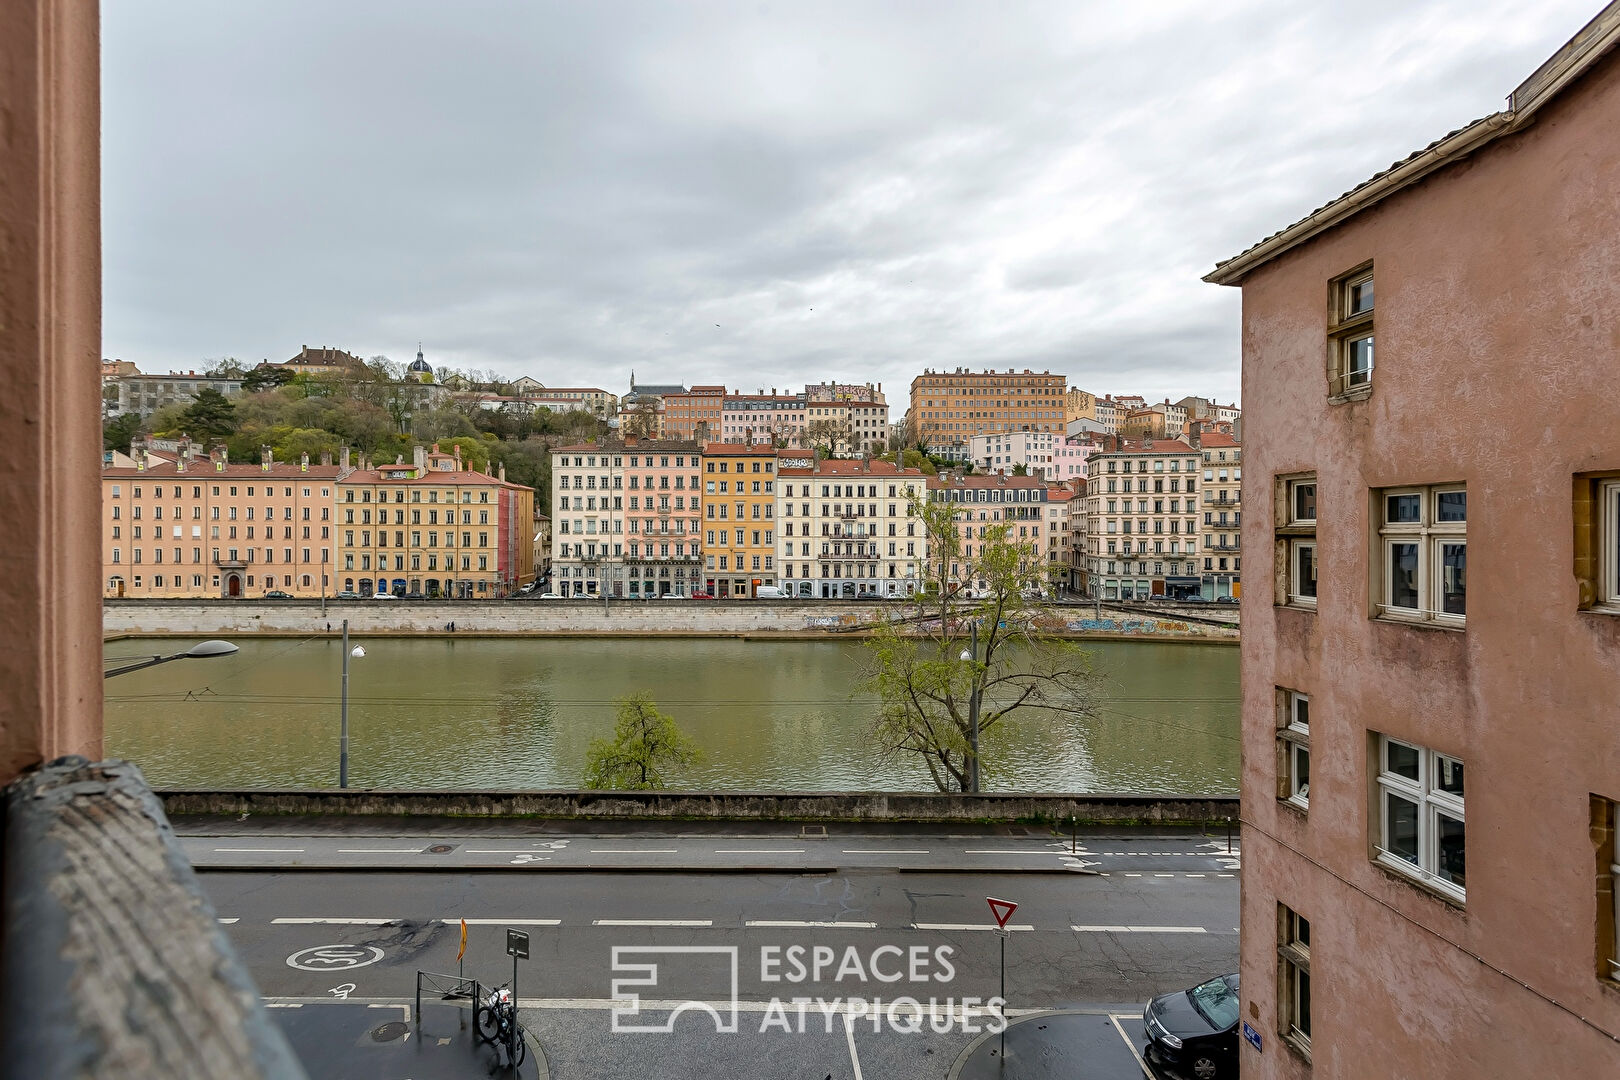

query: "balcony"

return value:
[818, 547, 881, 561]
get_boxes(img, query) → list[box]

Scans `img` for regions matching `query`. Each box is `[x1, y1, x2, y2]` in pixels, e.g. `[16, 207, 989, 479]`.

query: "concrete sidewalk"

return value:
[949, 1010, 1152, 1079]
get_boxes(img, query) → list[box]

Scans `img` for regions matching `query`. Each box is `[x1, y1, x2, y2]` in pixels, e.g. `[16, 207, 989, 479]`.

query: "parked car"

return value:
[405, 590, 425, 600]
[334, 590, 360, 600]
[688, 590, 714, 600]
[1143, 973, 1240, 1080]
[263, 590, 294, 599]
[1216, 595, 1240, 605]
[373, 591, 397, 601]
[537, 592, 563, 599]
[1182, 595, 1210, 603]
[518, 582, 536, 594]
[754, 586, 786, 599]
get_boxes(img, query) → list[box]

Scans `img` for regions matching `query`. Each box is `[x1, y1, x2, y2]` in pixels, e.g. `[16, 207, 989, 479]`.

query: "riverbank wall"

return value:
[104, 599, 1238, 642]
[159, 788, 1239, 825]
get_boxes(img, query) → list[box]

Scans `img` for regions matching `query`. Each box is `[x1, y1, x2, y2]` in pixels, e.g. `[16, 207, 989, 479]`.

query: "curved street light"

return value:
[103, 639, 239, 679]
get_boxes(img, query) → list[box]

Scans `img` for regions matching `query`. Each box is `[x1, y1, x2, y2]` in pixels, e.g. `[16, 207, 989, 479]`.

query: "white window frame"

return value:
[1278, 477, 1317, 610]
[1600, 479, 1620, 611]
[1277, 691, 1309, 808]
[1329, 264, 1374, 400]
[1376, 485, 1465, 627]
[1277, 905, 1311, 1058]
[1374, 735, 1466, 902]
[1289, 540, 1317, 608]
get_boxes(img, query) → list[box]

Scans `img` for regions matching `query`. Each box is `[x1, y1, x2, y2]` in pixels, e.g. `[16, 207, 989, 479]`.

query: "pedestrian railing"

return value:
[415, 970, 482, 1027]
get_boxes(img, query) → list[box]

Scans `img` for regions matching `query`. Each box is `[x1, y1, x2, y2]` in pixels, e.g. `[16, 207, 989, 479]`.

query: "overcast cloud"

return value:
[105, 0, 1600, 404]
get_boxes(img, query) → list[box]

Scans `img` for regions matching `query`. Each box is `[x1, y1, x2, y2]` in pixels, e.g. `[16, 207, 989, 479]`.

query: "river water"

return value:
[103, 637, 1239, 794]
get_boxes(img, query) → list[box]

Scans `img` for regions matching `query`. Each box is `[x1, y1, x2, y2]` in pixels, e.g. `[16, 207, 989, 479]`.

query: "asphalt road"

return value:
[204, 864, 1237, 1079]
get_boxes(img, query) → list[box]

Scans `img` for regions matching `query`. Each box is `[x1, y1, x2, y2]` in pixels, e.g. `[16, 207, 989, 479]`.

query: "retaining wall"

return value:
[104, 599, 1237, 641]
[158, 788, 1240, 824]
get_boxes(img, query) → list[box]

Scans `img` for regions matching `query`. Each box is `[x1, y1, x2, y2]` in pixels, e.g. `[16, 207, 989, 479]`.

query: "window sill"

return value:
[1278, 796, 1308, 817]
[1282, 1032, 1312, 1065]
[1374, 854, 1467, 909]
[1327, 385, 1372, 405]
[1580, 604, 1620, 619]
[1280, 599, 1317, 613]
[1374, 614, 1465, 633]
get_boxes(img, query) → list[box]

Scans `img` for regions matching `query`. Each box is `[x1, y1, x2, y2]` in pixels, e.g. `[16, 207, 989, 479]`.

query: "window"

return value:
[1277, 691, 1309, 808]
[1277, 906, 1311, 1059]
[1328, 263, 1374, 399]
[1375, 735, 1466, 901]
[1375, 485, 1465, 626]
[1276, 475, 1317, 609]
[1576, 475, 1620, 614]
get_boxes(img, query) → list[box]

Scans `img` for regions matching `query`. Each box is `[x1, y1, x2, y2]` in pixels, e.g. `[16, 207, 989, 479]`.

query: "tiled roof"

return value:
[699, 443, 780, 454]
[103, 461, 341, 478]
[340, 468, 523, 488]
[928, 473, 1047, 489]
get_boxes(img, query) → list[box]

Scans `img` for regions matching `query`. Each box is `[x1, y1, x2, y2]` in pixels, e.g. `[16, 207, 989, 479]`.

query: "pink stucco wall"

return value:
[1233, 46, 1620, 1080]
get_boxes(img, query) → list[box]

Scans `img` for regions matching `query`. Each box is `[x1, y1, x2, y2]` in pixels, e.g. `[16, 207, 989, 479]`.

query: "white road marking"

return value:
[454, 919, 562, 926]
[713, 848, 806, 854]
[336, 849, 424, 854]
[962, 850, 1059, 856]
[1072, 925, 1207, 934]
[466, 848, 552, 853]
[1124, 873, 1142, 877]
[912, 922, 1034, 932]
[1109, 1013, 1152, 1077]
[840, 849, 931, 855]
[1154, 873, 1175, 878]
[1185, 873, 1206, 878]
[215, 847, 305, 853]
[589, 849, 678, 854]
[273, 917, 395, 925]
[844, 1014, 866, 1080]
[744, 920, 879, 929]
[217, 917, 239, 924]
[592, 919, 712, 927]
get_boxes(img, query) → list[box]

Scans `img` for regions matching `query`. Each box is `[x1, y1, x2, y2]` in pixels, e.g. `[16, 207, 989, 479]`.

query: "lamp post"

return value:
[959, 620, 981, 794]
[103, 639, 238, 679]
[339, 620, 365, 788]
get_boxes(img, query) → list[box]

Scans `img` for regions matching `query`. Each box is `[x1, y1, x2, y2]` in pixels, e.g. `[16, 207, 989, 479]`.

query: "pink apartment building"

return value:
[1205, 7, 1620, 1077]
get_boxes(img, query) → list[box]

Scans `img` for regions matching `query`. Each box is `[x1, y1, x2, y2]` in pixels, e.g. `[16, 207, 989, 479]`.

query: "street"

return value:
[200, 836, 1238, 1079]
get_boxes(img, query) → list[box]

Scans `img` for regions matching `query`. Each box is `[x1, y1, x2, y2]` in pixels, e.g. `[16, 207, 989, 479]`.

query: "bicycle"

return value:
[476, 984, 527, 1069]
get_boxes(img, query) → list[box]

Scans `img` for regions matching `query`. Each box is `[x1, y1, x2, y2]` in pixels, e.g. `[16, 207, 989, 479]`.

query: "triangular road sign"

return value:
[986, 896, 1018, 928]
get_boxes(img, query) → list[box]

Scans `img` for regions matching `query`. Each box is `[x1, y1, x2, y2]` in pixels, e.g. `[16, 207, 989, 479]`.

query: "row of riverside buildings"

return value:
[101, 442, 536, 599]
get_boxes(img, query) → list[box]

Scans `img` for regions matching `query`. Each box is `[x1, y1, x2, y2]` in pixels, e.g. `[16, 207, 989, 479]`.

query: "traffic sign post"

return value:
[987, 897, 1018, 1062]
[506, 927, 530, 1005]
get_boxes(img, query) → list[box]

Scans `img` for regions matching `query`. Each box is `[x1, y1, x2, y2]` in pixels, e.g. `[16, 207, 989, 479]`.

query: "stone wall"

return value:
[104, 599, 1238, 641]
[159, 787, 1240, 825]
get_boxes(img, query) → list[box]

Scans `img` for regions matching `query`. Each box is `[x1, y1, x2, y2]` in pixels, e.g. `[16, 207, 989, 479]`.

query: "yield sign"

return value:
[986, 896, 1018, 929]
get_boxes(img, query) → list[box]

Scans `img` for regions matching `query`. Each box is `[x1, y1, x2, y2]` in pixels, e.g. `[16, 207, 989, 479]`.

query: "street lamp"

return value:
[339, 620, 365, 788]
[103, 639, 238, 679]
[959, 620, 981, 794]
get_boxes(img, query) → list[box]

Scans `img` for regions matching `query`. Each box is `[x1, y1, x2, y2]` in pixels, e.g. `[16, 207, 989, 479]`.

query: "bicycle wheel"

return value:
[509, 1028, 526, 1068]
[476, 1005, 501, 1042]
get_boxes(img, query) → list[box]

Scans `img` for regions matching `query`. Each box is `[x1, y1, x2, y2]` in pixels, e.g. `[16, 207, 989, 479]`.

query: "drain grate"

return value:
[800, 824, 828, 839]
[370, 1022, 410, 1043]
[426, 844, 455, 854]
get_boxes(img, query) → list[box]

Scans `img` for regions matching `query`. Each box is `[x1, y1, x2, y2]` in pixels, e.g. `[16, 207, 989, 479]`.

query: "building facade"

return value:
[927, 473, 1050, 594]
[970, 430, 1072, 480]
[775, 457, 925, 598]
[336, 445, 535, 598]
[104, 370, 244, 419]
[909, 368, 1068, 461]
[807, 396, 890, 456]
[550, 439, 702, 597]
[1078, 437, 1202, 600]
[1205, 12, 1620, 1079]
[700, 443, 779, 598]
[102, 444, 340, 599]
[1197, 429, 1242, 599]
[721, 392, 807, 446]
[662, 385, 726, 442]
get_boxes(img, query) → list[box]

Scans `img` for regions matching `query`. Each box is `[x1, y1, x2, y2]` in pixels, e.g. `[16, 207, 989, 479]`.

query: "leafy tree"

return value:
[583, 693, 700, 790]
[1011, 463, 1028, 476]
[241, 366, 295, 393]
[861, 493, 1101, 792]
[441, 436, 491, 472]
[622, 398, 661, 438]
[900, 448, 937, 475]
[178, 387, 238, 442]
[103, 412, 143, 452]
[805, 416, 849, 455]
[204, 357, 248, 379]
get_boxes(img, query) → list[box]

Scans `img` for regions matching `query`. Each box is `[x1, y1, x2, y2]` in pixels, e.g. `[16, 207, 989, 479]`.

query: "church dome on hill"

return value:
[408, 344, 433, 381]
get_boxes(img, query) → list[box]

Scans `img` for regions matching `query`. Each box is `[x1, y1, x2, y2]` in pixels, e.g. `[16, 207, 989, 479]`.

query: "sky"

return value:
[104, 0, 1601, 405]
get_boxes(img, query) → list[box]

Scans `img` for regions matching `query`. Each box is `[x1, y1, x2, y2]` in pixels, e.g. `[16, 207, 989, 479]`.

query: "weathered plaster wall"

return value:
[1235, 47, 1620, 1080]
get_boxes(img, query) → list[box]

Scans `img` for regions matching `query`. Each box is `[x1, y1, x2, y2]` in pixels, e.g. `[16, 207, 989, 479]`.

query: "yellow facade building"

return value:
[700, 443, 779, 597]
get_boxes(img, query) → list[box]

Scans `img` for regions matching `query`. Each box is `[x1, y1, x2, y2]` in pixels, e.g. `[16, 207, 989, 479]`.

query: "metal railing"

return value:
[416, 970, 482, 1028]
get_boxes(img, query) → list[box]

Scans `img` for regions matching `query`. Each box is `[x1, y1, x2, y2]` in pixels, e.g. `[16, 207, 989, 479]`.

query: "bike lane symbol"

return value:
[286, 945, 385, 972]
[328, 983, 357, 999]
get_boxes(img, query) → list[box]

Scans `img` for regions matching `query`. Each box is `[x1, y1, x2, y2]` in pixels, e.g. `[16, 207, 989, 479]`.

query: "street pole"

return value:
[968, 621, 981, 795]
[999, 931, 1007, 1061]
[340, 619, 350, 789]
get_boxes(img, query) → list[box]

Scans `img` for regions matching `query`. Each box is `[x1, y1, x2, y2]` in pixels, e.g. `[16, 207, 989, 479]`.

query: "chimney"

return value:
[340, 446, 351, 472]
[175, 445, 187, 474]
[453, 445, 463, 471]
[134, 445, 147, 471]
[300, 452, 310, 472]
[1188, 421, 1203, 450]
[499, 463, 507, 483]
[395, 454, 404, 465]
[260, 445, 272, 472]
[211, 443, 228, 471]
[320, 451, 333, 467]
[414, 445, 427, 472]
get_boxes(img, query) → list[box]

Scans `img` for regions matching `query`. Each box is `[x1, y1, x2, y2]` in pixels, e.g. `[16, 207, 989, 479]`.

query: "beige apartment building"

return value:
[909, 368, 1067, 462]
[102, 444, 340, 598]
[1205, 8, 1620, 1078]
[1197, 429, 1242, 600]
[336, 444, 536, 598]
[1077, 437, 1203, 601]
[775, 456, 926, 599]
